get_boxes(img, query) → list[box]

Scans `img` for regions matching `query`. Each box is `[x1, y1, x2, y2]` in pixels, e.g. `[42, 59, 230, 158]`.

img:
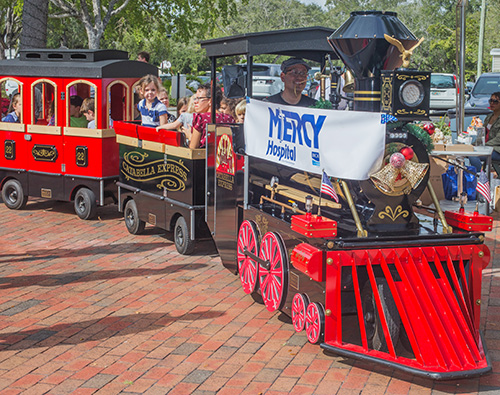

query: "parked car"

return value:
[240, 63, 283, 98]
[430, 73, 457, 110]
[466, 72, 500, 109]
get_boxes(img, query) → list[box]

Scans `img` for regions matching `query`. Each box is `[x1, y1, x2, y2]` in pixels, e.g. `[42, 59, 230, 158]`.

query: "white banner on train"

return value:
[244, 98, 386, 180]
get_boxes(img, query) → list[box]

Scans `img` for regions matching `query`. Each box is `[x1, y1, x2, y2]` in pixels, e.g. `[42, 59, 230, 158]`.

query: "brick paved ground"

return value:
[0, 198, 499, 394]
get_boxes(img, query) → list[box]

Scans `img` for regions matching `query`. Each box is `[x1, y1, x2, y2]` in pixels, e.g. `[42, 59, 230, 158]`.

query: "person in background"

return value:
[189, 83, 234, 149]
[69, 95, 88, 128]
[469, 91, 500, 172]
[265, 58, 316, 107]
[157, 88, 177, 123]
[137, 74, 168, 127]
[2, 93, 21, 123]
[235, 99, 246, 124]
[137, 51, 150, 63]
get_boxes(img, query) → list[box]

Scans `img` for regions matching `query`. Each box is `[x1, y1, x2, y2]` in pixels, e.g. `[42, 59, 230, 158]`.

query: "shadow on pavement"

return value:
[0, 263, 208, 289]
[0, 311, 225, 350]
[0, 242, 171, 263]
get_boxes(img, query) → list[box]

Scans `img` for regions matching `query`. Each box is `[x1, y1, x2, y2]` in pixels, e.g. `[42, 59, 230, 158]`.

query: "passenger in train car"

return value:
[2, 93, 21, 123]
[235, 99, 246, 123]
[265, 58, 316, 107]
[220, 96, 238, 119]
[133, 92, 141, 121]
[189, 83, 234, 149]
[69, 95, 88, 128]
[177, 97, 189, 115]
[47, 101, 55, 126]
[156, 95, 195, 134]
[137, 74, 168, 127]
[157, 88, 177, 123]
[81, 97, 113, 129]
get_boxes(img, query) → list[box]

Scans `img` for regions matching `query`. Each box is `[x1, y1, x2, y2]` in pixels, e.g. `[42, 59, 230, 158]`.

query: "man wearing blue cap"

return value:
[265, 58, 317, 107]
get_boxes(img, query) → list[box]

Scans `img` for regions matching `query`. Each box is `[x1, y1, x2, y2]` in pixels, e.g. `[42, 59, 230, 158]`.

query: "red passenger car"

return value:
[0, 49, 156, 219]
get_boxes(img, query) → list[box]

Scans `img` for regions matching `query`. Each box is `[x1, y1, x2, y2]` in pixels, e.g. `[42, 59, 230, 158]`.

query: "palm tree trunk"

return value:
[20, 0, 49, 49]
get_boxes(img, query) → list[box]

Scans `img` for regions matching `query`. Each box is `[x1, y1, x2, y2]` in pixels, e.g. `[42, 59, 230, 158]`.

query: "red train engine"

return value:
[0, 49, 156, 219]
[201, 11, 492, 379]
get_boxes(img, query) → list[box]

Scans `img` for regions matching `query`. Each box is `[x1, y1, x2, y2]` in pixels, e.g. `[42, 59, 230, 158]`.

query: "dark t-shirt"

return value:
[265, 93, 317, 107]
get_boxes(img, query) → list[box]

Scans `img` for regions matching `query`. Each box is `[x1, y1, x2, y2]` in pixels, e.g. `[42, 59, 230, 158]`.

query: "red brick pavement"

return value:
[0, 198, 499, 394]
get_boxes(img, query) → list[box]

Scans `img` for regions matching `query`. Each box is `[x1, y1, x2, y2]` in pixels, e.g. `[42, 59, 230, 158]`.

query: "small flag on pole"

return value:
[321, 171, 339, 202]
[476, 170, 492, 203]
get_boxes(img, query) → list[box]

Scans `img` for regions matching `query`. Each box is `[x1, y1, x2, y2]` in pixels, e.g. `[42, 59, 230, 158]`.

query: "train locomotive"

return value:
[198, 11, 492, 379]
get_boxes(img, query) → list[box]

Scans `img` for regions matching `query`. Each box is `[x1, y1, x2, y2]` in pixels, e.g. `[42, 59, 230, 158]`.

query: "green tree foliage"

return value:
[0, 0, 22, 59]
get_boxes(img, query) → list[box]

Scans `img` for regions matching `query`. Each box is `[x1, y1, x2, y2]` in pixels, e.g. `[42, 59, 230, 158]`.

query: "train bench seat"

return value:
[114, 121, 185, 148]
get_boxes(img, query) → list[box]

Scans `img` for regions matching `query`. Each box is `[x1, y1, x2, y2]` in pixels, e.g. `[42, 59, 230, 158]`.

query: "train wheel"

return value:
[1, 179, 27, 210]
[292, 293, 310, 332]
[74, 188, 97, 220]
[362, 278, 400, 352]
[258, 232, 288, 312]
[124, 199, 145, 235]
[305, 302, 325, 344]
[237, 220, 260, 294]
[174, 216, 195, 255]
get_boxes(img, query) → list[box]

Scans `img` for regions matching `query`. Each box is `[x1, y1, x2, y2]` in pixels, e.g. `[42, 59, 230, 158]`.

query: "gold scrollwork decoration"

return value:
[395, 108, 426, 115]
[255, 214, 269, 237]
[378, 205, 409, 222]
[157, 177, 186, 191]
[124, 151, 148, 164]
[396, 74, 428, 82]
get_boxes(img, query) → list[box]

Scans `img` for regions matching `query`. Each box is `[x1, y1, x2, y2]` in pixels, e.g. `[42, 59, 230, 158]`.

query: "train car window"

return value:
[66, 81, 96, 129]
[107, 81, 129, 128]
[32, 80, 57, 126]
[0, 78, 22, 124]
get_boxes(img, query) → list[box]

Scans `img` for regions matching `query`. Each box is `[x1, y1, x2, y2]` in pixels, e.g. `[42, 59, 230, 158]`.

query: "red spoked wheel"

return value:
[236, 220, 260, 294]
[258, 232, 289, 312]
[292, 293, 310, 332]
[305, 302, 325, 344]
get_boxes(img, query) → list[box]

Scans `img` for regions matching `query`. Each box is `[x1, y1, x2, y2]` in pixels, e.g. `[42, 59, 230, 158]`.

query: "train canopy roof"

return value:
[200, 27, 338, 62]
[0, 49, 157, 79]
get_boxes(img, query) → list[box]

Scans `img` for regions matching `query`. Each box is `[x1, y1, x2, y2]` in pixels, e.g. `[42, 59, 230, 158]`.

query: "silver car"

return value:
[249, 64, 283, 98]
[430, 73, 457, 110]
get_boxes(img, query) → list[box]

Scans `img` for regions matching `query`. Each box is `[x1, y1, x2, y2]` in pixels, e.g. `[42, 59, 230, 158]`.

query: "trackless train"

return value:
[0, 11, 492, 379]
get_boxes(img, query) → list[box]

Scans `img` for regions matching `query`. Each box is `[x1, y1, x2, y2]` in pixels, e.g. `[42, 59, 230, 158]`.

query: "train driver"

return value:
[265, 58, 316, 107]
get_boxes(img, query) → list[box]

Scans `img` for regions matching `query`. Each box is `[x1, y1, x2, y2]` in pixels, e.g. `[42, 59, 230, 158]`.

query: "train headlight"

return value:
[380, 70, 430, 121]
[399, 80, 425, 107]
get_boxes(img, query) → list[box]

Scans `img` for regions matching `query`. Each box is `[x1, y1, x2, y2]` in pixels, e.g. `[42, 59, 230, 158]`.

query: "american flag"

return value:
[321, 171, 339, 202]
[476, 170, 492, 204]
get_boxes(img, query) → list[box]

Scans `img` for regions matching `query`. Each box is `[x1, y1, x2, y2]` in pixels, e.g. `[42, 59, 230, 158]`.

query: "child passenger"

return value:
[81, 97, 113, 129]
[157, 88, 177, 123]
[137, 75, 168, 127]
[2, 93, 21, 123]
[156, 95, 195, 133]
[235, 99, 246, 123]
